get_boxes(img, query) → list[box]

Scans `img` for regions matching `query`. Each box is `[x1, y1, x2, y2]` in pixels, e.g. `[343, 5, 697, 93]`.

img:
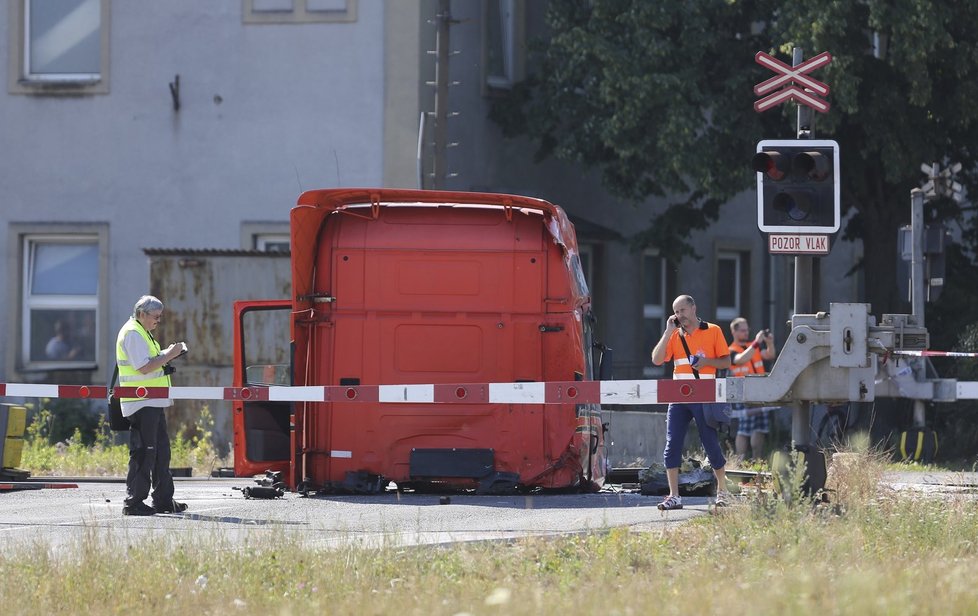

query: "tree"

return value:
[492, 0, 978, 315]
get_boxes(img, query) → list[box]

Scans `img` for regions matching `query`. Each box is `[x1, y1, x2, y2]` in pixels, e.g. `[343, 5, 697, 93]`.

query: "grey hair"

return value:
[133, 295, 164, 317]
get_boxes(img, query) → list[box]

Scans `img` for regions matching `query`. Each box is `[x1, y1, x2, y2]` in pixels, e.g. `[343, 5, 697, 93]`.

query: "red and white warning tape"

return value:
[0, 379, 727, 405]
[893, 350, 978, 358]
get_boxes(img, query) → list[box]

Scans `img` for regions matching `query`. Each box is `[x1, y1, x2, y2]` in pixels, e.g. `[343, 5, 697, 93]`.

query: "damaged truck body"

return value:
[232, 189, 608, 494]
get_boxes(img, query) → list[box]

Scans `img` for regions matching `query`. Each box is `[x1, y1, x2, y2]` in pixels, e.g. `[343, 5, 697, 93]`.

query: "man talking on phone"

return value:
[650, 294, 732, 510]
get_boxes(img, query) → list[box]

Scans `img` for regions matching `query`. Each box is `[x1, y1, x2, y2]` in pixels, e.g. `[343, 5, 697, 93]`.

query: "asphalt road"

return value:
[0, 479, 709, 552]
[4, 471, 975, 553]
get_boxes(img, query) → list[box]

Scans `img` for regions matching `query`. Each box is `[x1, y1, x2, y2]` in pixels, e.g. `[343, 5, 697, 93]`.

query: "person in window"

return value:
[650, 294, 732, 510]
[45, 319, 81, 360]
[116, 295, 189, 516]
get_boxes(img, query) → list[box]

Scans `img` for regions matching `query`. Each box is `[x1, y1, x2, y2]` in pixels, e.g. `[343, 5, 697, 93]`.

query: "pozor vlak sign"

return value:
[768, 233, 830, 255]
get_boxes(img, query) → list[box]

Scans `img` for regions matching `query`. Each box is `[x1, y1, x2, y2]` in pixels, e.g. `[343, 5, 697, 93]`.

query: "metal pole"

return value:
[431, 0, 451, 190]
[910, 189, 925, 326]
[791, 47, 813, 446]
[910, 188, 927, 428]
[416, 112, 426, 189]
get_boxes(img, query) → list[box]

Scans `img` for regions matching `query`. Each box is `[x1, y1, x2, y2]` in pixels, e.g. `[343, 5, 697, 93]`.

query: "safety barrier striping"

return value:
[5, 377, 977, 403]
[0, 379, 729, 405]
[893, 350, 978, 358]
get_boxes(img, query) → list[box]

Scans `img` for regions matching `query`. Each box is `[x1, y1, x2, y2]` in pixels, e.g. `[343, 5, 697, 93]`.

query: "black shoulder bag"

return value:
[107, 365, 131, 431]
[679, 327, 731, 429]
[678, 333, 700, 380]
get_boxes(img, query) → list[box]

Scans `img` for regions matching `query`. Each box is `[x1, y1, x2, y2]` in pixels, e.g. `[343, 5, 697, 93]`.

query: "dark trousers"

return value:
[125, 406, 174, 507]
[663, 402, 727, 470]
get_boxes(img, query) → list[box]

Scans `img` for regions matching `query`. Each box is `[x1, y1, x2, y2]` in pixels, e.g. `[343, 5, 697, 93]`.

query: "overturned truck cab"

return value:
[232, 189, 608, 494]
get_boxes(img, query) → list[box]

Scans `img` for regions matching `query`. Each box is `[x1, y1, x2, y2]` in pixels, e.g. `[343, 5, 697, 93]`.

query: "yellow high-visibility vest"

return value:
[115, 318, 170, 402]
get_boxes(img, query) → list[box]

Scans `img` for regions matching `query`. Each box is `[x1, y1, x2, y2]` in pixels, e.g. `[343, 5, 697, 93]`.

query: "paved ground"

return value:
[0, 478, 711, 552]
[3, 471, 974, 553]
[883, 471, 978, 496]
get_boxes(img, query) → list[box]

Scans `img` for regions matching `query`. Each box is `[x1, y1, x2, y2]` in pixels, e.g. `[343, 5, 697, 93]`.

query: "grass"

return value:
[19, 404, 230, 477]
[2, 448, 978, 614]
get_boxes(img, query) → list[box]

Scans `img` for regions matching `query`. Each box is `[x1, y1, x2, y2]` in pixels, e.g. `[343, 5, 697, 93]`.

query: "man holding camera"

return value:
[116, 295, 189, 516]
[651, 294, 732, 510]
[728, 318, 777, 460]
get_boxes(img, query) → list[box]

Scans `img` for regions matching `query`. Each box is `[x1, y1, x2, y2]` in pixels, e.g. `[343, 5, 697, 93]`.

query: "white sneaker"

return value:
[715, 491, 733, 507]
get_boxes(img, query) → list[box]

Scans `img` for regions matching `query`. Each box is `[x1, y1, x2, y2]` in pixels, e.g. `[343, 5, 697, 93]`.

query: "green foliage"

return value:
[23, 398, 101, 446]
[21, 404, 228, 476]
[494, 0, 978, 312]
[170, 405, 227, 474]
[23, 408, 129, 476]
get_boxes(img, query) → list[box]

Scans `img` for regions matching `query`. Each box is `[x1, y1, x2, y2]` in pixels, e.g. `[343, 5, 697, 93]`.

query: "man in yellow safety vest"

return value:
[117, 295, 189, 516]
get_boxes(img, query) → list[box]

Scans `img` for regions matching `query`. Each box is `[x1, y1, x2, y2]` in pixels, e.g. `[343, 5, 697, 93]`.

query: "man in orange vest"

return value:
[728, 317, 776, 460]
[651, 294, 732, 509]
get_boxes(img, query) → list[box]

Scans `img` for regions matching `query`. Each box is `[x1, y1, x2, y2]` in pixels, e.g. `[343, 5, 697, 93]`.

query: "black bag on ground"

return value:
[899, 427, 938, 463]
[107, 365, 130, 431]
[771, 444, 827, 497]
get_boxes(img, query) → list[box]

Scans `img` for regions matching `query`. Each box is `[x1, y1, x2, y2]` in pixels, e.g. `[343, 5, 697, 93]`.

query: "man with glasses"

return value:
[116, 295, 189, 516]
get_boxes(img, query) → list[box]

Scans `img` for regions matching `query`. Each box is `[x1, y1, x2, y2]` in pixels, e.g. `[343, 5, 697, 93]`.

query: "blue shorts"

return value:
[663, 402, 727, 470]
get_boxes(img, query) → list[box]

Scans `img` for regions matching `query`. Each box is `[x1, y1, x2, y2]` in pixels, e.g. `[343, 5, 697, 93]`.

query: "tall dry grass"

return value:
[2, 448, 977, 615]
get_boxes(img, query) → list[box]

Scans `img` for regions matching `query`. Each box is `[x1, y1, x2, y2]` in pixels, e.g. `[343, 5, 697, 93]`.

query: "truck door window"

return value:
[240, 308, 292, 386]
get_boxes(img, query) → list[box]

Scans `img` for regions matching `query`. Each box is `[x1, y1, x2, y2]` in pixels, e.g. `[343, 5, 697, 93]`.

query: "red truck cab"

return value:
[232, 189, 607, 493]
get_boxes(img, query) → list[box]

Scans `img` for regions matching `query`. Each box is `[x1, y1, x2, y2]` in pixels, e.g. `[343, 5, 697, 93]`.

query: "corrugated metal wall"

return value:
[148, 250, 291, 452]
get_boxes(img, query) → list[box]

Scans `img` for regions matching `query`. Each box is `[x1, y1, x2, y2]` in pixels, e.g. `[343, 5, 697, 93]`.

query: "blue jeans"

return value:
[663, 402, 727, 470]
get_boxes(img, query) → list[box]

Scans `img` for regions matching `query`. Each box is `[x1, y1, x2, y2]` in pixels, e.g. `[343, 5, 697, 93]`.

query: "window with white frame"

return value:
[243, 0, 357, 24]
[483, 0, 525, 91]
[8, 0, 110, 94]
[255, 233, 291, 253]
[22, 236, 100, 368]
[642, 251, 667, 377]
[716, 251, 743, 323]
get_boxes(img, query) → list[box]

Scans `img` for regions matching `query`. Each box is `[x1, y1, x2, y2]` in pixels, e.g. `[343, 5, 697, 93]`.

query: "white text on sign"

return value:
[768, 234, 830, 255]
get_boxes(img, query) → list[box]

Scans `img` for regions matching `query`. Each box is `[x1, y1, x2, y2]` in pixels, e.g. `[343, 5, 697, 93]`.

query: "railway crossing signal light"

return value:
[754, 139, 840, 234]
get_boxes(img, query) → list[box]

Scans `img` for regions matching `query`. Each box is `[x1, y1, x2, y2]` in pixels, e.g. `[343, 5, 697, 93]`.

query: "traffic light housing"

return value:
[754, 139, 840, 234]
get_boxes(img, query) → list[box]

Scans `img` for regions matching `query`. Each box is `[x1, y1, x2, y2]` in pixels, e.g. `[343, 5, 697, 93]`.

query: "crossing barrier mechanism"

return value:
[0, 379, 729, 405]
[4, 373, 978, 405]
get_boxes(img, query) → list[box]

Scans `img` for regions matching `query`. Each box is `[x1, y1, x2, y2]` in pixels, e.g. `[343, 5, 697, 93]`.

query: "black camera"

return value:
[162, 364, 176, 376]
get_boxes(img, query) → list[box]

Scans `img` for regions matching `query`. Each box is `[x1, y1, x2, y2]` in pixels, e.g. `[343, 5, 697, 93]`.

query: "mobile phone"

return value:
[671, 316, 679, 327]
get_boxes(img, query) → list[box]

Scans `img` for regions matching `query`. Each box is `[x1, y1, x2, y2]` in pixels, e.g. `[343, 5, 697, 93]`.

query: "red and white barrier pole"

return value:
[0, 378, 728, 405]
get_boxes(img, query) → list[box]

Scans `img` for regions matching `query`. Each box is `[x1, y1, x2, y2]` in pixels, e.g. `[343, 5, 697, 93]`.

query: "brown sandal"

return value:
[657, 495, 683, 510]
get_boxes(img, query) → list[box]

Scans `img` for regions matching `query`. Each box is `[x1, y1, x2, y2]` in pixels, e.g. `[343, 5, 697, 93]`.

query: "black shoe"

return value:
[153, 499, 188, 513]
[123, 502, 156, 516]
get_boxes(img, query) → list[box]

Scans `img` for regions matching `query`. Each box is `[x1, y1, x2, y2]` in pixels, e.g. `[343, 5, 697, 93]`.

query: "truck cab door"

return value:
[231, 300, 293, 478]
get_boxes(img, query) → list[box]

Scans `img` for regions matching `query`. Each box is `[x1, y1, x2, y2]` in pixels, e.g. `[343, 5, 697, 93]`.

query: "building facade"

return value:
[2, 1, 863, 446]
[1, 0, 428, 392]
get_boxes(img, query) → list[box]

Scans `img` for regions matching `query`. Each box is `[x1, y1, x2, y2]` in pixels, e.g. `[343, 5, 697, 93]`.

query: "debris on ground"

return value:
[639, 458, 716, 496]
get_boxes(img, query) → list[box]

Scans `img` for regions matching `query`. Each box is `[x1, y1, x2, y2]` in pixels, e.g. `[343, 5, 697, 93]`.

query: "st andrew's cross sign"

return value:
[754, 51, 832, 114]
